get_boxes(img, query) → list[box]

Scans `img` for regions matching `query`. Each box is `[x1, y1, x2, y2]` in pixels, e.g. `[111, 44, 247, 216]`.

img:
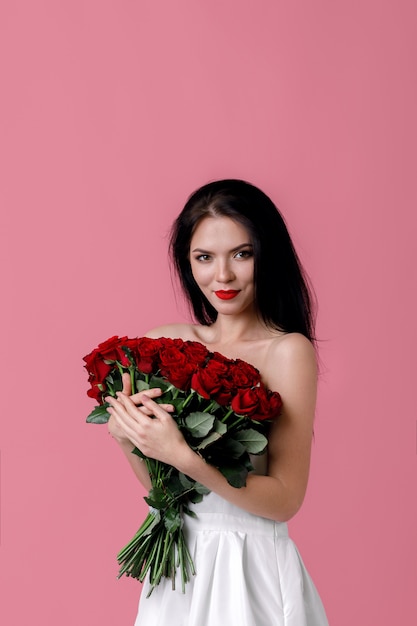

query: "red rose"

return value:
[83, 336, 136, 403]
[230, 359, 260, 389]
[116, 338, 139, 367]
[191, 358, 229, 400]
[158, 340, 195, 390]
[135, 337, 165, 374]
[87, 382, 107, 402]
[231, 386, 282, 421]
[211, 351, 231, 365]
[165, 337, 185, 349]
[263, 390, 283, 420]
[230, 387, 261, 417]
[97, 335, 128, 362]
[255, 387, 282, 420]
[211, 362, 236, 404]
[182, 341, 209, 367]
[83, 353, 112, 383]
[83, 335, 124, 380]
[159, 345, 186, 370]
[168, 362, 196, 390]
[84, 335, 133, 373]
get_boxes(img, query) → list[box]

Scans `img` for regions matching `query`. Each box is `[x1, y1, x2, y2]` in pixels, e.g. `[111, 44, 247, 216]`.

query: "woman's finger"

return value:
[129, 386, 162, 404]
[121, 372, 132, 395]
[140, 395, 173, 420]
[110, 392, 172, 421]
[118, 389, 174, 412]
[129, 402, 174, 416]
[106, 399, 140, 439]
[116, 392, 151, 418]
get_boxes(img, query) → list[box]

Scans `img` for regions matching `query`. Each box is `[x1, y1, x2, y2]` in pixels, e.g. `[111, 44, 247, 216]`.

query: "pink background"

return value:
[1, 1, 416, 624]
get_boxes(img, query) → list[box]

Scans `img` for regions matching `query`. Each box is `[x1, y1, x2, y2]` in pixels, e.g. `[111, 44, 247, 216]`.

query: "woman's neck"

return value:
[196, 312, 277, 348]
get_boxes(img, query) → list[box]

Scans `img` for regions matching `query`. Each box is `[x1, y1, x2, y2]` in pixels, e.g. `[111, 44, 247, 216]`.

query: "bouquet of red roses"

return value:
[83, 336, 282, 595]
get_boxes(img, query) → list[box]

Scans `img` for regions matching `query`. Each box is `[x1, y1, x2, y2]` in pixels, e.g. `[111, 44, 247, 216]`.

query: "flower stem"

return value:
[221, 408, 234, 422]
[130, 367, 136, 394]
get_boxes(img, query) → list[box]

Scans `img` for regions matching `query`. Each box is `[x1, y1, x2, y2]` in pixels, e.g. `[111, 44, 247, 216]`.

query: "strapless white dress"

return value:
[134, 456, 329, 626]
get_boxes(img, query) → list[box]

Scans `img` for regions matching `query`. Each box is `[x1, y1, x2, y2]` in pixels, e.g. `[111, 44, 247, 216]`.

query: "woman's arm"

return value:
[107, 333, 317, 522]
[110, 434, 152, 491]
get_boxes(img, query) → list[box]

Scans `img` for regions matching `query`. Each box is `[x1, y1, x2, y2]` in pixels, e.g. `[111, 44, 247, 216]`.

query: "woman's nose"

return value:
[215, 260, 235, 283]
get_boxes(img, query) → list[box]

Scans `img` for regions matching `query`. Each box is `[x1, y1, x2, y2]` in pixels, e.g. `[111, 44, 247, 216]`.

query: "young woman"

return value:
[106, 180, 329, 625]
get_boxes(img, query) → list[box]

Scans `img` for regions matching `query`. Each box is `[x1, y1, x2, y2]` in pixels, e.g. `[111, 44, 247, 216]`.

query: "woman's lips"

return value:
[214, 290, 240, 300]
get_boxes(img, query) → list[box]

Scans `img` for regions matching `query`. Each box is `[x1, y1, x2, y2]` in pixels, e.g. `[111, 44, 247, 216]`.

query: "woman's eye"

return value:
[195, 254, 211, 262]
[235, 250, 253, 259]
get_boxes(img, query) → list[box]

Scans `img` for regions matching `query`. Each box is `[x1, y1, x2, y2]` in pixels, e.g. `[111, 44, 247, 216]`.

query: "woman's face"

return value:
[189, 216, 255, 317]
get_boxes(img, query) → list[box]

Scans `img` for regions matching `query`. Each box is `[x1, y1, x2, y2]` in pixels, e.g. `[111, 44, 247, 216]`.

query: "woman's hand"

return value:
[107, 373, 172, 441]
[106, 373, 188, 466]
[107, 373, 154, 441]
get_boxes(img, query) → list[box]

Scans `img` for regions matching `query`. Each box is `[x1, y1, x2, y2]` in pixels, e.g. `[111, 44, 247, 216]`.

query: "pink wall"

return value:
[1, 1, 416, 624]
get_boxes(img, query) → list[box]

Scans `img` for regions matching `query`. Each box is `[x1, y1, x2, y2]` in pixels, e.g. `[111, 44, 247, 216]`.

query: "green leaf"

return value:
[121, 345, 135, 364]
[219, 463, 249, 488]
[164, 507, 182, 532]
[165, 398, 184, 411]
[131, 446, 145, 459]
[196, 419, 227, 449]
[144, 487, 169, 509]
[182, 505, 198, 518]
[137, 380, 150, 392]
[132, 446, 146, 460]
[105, 371, 124, 394]
[86, 405, 110, 424]
[222, 438, 247, 459]
[149, 375, 171, 391]
[188, 492, 204, 504]
[214, 420, 227, 435]
[185, 412, 215, 438]
[234, 429, 268, 454]
[194, 482, 210, 495]
[196, 431, 221, 449]
[178, 473, 195, 490]
[164, 474, 186, 496]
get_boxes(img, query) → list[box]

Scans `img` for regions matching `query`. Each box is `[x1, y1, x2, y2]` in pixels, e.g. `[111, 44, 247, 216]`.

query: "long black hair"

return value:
[170, 179, 316, 342]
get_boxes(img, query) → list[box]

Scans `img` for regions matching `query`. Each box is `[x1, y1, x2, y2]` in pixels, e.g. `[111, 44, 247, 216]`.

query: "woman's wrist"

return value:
[111, 433, 134, 448]
[175, 445, 206, 478]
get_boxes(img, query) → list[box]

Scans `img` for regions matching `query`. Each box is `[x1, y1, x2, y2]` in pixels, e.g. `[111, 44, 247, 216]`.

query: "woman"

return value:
[106, 180, 329, 625]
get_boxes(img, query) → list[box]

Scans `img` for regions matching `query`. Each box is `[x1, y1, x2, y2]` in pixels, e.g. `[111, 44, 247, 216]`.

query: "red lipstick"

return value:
[214, 290, 240, 300]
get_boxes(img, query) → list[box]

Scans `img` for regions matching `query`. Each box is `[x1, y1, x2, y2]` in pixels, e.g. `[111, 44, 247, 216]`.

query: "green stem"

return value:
[221, 408, 234, 423]
[181, 390, 195, 409]
[226, 415, 245, 429]
[203, 400, 217, 413]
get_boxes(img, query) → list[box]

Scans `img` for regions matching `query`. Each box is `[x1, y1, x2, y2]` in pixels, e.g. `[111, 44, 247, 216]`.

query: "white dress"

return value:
[134, 455, 329, 626]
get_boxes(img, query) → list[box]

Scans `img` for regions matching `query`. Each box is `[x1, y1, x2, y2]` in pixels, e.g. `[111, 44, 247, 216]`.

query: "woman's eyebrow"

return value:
[191, 243, 253, 254]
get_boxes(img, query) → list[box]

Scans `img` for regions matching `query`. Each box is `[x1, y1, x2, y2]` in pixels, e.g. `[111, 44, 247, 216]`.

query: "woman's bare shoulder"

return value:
[267, 332, 316, 359]
[145, 323, 200, 341]
[264, 333, 317, 387]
